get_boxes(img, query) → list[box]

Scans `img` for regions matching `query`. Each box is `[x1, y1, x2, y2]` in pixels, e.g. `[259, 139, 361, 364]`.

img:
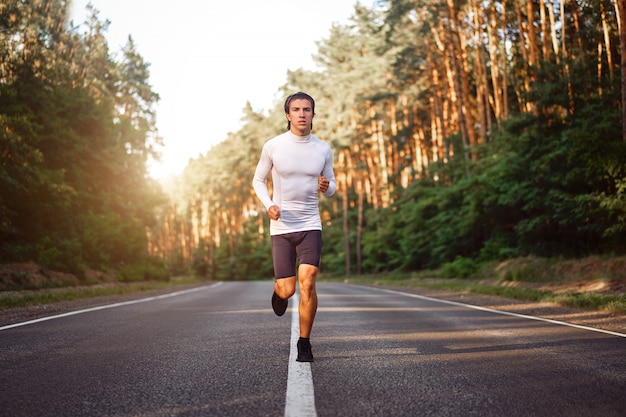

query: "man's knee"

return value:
[298, 265, 318, 298]
[275, 277, 296, 299]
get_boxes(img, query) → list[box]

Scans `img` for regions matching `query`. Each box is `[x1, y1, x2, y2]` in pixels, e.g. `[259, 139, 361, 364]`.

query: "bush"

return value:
[116, 257, 170, 282]
[438, 256, 479, 278]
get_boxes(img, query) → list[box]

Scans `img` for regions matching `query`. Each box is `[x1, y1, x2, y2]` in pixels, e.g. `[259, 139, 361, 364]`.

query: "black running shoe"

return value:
[271, 291, 288, 316]
[296, 339, 314, 362]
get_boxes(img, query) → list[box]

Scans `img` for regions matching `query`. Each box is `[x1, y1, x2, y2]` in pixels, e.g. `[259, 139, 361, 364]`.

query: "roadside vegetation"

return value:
[2, 256, 625, 316]
[337, 256, 626, 315]
[0, 276, 203, 310]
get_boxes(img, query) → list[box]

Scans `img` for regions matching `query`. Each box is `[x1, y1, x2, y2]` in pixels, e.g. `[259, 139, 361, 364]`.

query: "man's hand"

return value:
[268, 205, 281, 220]
[319, 176, 330, 193]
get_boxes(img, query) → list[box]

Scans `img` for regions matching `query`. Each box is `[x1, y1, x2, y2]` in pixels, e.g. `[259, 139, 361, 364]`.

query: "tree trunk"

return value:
[600, 1, 614, 81]
[616, 0, 626, 142]
[515, 1, 534, 113]
[500, 0, 509, 120]
[447, 0, 478, 153]
[375, 118, 391, 208]
[340, 168, 351, 275]
[526, 0, 540, 69]
[356, 178, 364, 275]
[562, 0, 574, 114]
[487, 0, 503, 121]
[539, 0, 551, 62]
[444, 2, 472, 173]
[425, 37, 447, 162]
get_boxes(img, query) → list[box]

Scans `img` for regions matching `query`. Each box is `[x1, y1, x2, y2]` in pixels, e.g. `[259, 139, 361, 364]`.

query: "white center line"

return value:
[285, 291, 317, 417]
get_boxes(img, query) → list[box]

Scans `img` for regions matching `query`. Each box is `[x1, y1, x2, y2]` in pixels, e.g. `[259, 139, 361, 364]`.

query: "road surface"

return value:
[1, 281, 625, 416]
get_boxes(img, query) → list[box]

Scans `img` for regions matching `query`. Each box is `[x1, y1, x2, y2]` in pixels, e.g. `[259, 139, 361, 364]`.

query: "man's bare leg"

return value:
[273, 265, 317, 362]
[297, 264, 319, 338]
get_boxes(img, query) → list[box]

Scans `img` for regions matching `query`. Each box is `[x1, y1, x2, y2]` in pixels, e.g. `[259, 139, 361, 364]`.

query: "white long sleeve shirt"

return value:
[252, 131, 336, 236]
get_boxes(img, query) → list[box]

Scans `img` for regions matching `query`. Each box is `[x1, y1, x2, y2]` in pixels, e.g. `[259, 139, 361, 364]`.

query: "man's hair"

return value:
[284, 92, 315, 131]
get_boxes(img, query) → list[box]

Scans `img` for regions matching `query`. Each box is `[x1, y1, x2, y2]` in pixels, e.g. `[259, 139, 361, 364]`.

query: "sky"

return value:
[69, 0, 361, 180]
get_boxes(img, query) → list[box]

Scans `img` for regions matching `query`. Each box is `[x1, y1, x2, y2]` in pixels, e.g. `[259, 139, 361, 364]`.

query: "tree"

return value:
[1, 0, 167, 277]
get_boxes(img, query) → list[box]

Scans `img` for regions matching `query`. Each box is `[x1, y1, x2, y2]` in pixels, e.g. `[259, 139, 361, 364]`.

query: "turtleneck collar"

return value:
[288, 131, 311, 143]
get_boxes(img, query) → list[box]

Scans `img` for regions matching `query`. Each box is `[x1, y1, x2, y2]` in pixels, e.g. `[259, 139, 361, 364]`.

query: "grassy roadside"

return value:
[0, 278, 204, 310]
[334, 275, 626, 315]
[325, 256, 626, 315]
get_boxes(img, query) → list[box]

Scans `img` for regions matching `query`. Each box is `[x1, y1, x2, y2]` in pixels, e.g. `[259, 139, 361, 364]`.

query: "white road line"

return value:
[0, 282, 223, 331]
[285, 291, 317, 417]
[375, 286, 626, 338]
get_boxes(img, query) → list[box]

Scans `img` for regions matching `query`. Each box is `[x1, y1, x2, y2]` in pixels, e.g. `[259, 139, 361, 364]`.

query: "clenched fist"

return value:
[319, 176, 330, 193]
[268, 205, 281, 220]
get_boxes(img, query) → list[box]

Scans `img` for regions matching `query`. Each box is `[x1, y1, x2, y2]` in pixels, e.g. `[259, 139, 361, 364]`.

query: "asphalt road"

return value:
[1, 281, 625, 417]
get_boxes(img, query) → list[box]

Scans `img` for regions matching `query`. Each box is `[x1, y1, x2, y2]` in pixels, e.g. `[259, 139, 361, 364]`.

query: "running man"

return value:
[252, 91, 336, 362]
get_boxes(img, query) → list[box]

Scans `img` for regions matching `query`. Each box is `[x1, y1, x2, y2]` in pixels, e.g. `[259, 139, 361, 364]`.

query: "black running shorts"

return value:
[271, 230, 322, 279]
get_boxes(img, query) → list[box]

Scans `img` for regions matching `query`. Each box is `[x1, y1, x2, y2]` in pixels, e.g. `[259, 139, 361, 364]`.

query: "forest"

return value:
[1, 0, 626, 284]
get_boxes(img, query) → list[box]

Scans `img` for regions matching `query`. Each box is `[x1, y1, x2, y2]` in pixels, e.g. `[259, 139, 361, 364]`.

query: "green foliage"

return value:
[555, 292, 626, 315]
[326, 99, 626, 275]
[500, 258, 556, 283]
[33, 239, 62, 270]
[190, 242, 212, 278]
[469, 285, 550, 303]
[116, 257, 170, 282]
[35, 235, 84, 275]
[165, 250, 187, 277]
[360, 207, 403, 272]
[439, 257, 479, 279]
[318, 206, 353, 276]
[0, 0, 165, 282]
[189, 220, 274, 281]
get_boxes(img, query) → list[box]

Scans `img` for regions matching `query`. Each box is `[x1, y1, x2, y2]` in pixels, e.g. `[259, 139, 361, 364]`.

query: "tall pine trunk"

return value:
[615, 0, 626, 142]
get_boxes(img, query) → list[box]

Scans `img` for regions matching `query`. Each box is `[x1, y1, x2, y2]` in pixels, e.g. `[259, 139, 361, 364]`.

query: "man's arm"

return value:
[252, 147, 276, 210]
[321, 147, 337, 197]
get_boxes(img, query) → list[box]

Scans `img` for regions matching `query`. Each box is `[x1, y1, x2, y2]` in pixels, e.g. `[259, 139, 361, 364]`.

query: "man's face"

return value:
[286, 98, 314, 135]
